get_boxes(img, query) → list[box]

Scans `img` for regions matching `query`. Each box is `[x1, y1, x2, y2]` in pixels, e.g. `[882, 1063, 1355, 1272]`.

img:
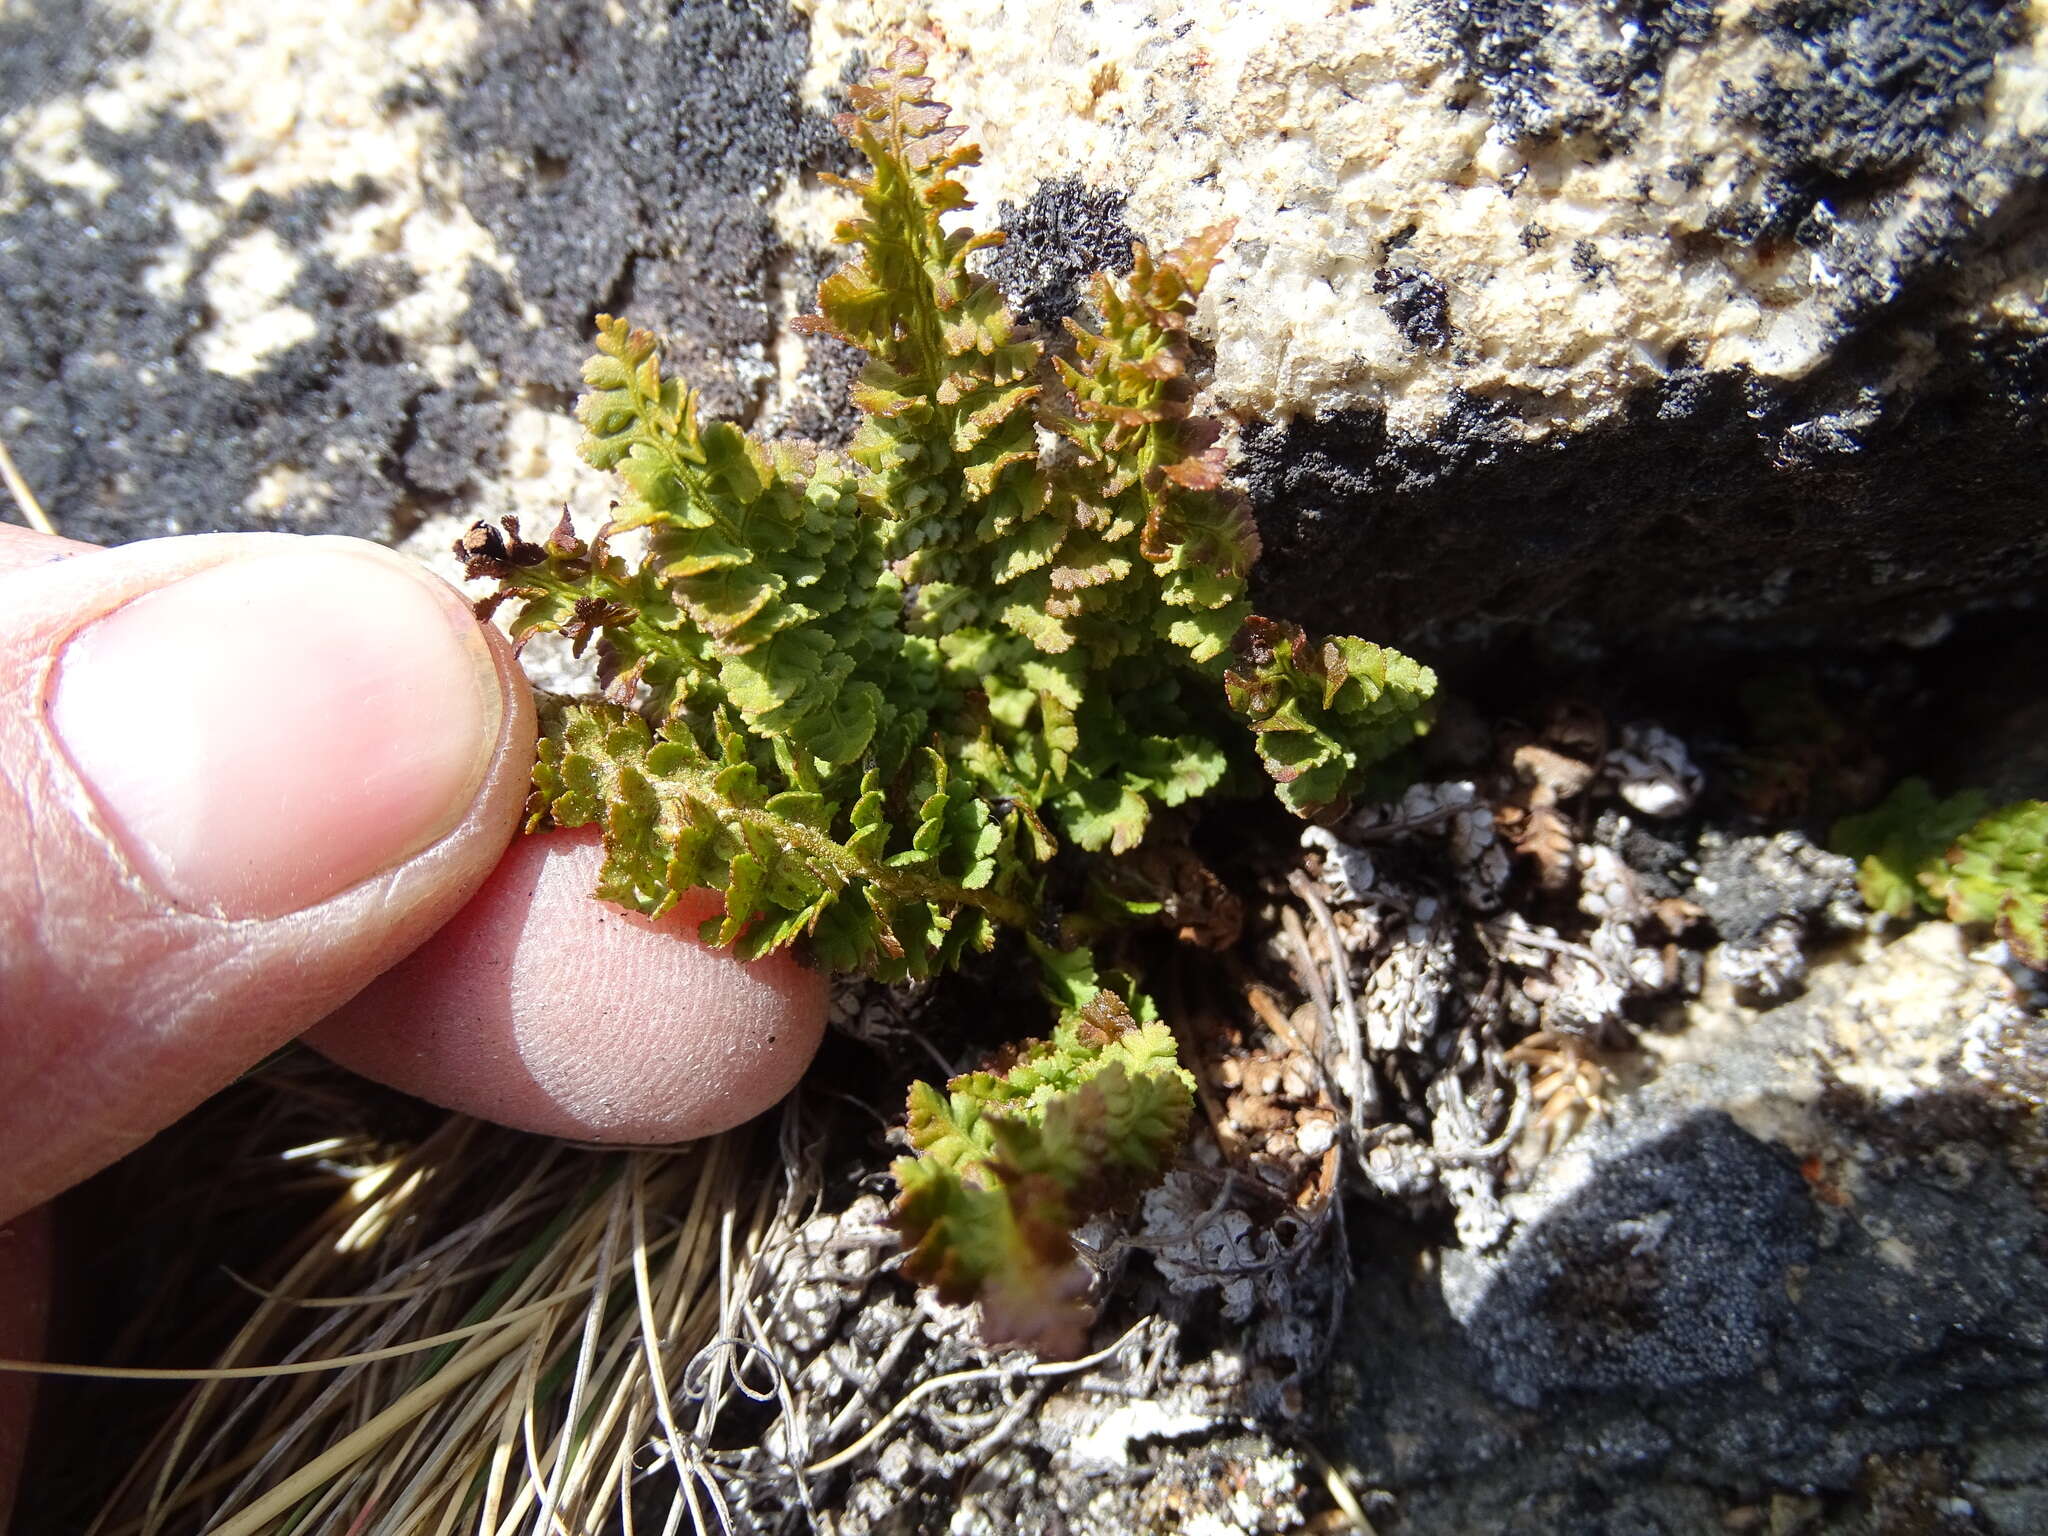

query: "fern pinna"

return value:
[461, 40, 1434, 1354]
[1833, 781, 2048, 967]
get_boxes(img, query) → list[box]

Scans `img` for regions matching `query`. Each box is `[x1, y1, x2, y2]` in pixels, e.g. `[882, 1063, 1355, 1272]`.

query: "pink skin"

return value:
[0, 523, 825, 1518]
[313, 828, 827, 1142]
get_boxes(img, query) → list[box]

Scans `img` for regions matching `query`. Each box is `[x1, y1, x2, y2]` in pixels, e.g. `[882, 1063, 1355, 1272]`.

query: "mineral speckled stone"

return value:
[792, 0, 2048, 646]
[3, 0, 2043, 649]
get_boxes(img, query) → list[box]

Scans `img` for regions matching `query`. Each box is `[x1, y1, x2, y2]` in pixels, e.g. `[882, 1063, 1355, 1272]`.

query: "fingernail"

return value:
[50, 545, 502, 920]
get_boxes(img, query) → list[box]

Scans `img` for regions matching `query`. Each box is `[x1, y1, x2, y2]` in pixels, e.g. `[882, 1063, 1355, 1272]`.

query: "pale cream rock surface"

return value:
[792, 0, 2048, 439]
[3, 0, 2043, 635]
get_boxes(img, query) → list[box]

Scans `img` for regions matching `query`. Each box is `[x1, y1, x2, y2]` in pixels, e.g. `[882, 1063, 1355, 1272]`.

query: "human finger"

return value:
[0, 532, 536, 1222]
[309, 827, 829, 1142]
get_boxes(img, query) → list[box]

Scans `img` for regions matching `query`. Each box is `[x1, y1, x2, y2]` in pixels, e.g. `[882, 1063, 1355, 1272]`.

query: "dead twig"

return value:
[0, 436, 57, 536]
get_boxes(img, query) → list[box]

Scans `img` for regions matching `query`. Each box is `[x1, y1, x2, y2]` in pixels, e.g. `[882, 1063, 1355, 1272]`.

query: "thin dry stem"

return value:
[80, 1114, 783, 1536]
[0, 435, 56, 536]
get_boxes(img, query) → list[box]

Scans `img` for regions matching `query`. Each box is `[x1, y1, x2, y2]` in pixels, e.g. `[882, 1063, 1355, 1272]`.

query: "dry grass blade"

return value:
[797, 1323, 1149, 1479]
[49, 1034, 1140, 1536]
[0, 435, 57, 535]
[1283, 876, 1375, 1134]
[70, 1082, 789, 1536]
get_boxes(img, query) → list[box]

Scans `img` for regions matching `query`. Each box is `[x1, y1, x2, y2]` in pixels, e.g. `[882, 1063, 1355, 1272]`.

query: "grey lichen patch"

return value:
[1689, 829, 1863, 1001]
[0, 0, 864, 552]
[0, 0, 147, 119]
[1320, 919, 2048, 1533]
[1, 111, 412, 543]
[0, 0, 507, 544]
[435, 0, 847, 423]
[0, 0, 856, 550]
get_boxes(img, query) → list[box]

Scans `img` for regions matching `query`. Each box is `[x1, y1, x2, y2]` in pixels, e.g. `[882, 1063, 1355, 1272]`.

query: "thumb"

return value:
[0, 527, 535, 1222]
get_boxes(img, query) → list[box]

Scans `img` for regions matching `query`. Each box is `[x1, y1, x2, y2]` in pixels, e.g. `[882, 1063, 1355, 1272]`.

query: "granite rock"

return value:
[796, 0, 2048, 647]
[1325, 922, 2048, 1533]
[3, 0, 2043, 649]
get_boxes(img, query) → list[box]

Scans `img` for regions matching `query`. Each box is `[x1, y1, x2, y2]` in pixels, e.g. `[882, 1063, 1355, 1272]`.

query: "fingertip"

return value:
[50, 542, 507, 919]
[0, 524, 96, 575]
[0, 532, 536, 1220]
[309, 829, 829, 1142]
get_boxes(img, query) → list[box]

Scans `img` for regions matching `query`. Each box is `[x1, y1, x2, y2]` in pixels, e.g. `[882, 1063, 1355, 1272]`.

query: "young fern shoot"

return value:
[464, 39, 1436, 1354]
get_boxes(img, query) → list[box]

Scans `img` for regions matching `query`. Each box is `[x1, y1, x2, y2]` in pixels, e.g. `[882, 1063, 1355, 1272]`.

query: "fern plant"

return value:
[462, 40, 1435, 1353]
[896, 985, 1194, 1358]
[1833, 780, 2048, 968]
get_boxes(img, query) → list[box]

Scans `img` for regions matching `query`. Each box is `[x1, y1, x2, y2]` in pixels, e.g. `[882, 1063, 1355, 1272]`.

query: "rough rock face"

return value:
[0, 0, 844, 550]
[4, 0, 2043, 648]
[797, 0, 2048, 648]
[1332, 923, 2048, 1533]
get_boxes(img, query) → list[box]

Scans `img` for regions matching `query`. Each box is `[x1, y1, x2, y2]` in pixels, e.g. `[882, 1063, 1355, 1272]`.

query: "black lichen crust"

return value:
[985, 176, 1139, 335]
[1719, 0, 2027, 242]
[0, 0, 145, 117]
[0, 32, 476, 547]
[0, 0, 843, 547]
[1433, 0, 1716, 149]
[438, 0, 850, 421]
[1373, 265, 1453, 351]
[1325, 1105, 2048, 1531]
[1467, 1114, 1817, 1404]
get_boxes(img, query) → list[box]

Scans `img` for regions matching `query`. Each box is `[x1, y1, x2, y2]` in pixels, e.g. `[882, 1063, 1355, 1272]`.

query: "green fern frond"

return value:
[1938, 801, 2048, 966]
[1043, 226, 1259, 677]
[462, 40, 1442, 1351]
[1831, 778, 1989, 919]
[527, 700, 1029, 979]
[1223, 616, 1438, 816]
[892, 991, 1194, 1356]
[797, 39, 1052, 618]
[1835, 783, 2048, 966]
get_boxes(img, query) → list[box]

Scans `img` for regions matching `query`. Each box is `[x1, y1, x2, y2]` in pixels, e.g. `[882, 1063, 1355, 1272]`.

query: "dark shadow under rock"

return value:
[1448, 1113, 1818, 1409]
[1242, 322, 2048, 654]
